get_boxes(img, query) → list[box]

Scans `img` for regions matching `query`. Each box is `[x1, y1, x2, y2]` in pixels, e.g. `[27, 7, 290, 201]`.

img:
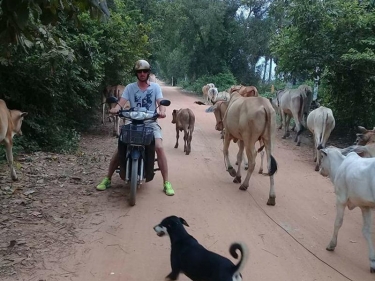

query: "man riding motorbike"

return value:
[96, 59, 175, 196]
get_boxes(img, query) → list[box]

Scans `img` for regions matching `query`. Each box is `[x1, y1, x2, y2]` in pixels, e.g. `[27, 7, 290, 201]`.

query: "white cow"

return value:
[278, 85, 313, 146]
[307, 106, 335, 171]
[341, 143, 375, 158]
[320, 146, 375, 273]
[211, 91, 230, 103]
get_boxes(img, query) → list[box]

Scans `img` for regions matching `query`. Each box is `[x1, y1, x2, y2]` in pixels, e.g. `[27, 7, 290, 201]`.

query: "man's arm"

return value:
[110, 97, 129, 114]
[157, 98, 166, 118]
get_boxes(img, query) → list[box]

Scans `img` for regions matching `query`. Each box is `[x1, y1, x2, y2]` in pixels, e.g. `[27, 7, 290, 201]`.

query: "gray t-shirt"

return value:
[122, 82, 163, 112]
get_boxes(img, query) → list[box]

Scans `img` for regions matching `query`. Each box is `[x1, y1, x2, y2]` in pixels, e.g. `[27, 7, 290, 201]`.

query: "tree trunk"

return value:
[263, 57, 268, 83]
[268, 57, 273, 82]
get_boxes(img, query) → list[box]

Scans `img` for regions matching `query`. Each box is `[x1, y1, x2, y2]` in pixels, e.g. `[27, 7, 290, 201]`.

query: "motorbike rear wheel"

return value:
[129, 158, 139, 206]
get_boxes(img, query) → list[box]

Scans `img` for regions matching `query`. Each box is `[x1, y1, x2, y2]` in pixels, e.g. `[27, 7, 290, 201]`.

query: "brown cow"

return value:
[228, 85, 259, 97]
[340, 126, 375, 158]
[209, 100, 266, 172]
[355, 126, 375, 145]
[0, 99, 27, 181]
[171, 108, 195, 155]
[223, 91, 278, 205]
[102, 85, 129, 137]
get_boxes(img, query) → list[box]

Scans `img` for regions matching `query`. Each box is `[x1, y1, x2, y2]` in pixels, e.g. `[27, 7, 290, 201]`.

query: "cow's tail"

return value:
[297, 94, 305, 136]
[263, 107, 278, 176]
[230, 242, 249, 277]
[317, 112, 328, 150]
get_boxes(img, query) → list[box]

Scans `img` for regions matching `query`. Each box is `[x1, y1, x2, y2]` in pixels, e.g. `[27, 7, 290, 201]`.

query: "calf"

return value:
[0, 99, 27, 181]
[306, 106, 335, 171]
[319, 146, 375, 273]
[171, 108, 195, 155]
[223, 91, 278, 205]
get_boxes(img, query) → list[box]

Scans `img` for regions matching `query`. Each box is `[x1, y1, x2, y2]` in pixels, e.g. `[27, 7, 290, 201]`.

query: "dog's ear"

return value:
[179, 217, 189, 227]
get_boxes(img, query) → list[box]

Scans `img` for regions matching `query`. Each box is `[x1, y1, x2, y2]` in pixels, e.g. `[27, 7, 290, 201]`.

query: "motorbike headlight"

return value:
[130, 111, 147, 120]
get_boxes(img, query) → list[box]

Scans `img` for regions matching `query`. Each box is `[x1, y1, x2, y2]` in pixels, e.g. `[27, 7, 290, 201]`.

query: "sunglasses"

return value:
[136, 70, 150, 74]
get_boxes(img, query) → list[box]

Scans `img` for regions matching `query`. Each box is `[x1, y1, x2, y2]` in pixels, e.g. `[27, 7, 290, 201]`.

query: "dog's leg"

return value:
[166, 271, 179, 280]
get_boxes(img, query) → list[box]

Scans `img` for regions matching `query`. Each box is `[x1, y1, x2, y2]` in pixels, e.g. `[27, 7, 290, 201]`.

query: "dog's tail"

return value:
[229, 242, 249, 276]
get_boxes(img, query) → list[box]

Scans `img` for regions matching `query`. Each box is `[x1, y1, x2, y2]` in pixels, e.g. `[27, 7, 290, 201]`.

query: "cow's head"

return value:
[171, 109, 180, 124]
[10, 110, 28, 136]
[240, 86, 259, 97]
[229, 85, 242, 94]
[355, 126, 375, 145]
[213, 101, 227, 131]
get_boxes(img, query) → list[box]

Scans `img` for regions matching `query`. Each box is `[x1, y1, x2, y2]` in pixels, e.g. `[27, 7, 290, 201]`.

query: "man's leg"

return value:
[155, 138, 174, 196]
[97, 148, 120, 190]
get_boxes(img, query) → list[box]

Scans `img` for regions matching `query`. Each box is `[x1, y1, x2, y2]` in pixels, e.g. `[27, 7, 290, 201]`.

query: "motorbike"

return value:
[106, 96, 171, 206]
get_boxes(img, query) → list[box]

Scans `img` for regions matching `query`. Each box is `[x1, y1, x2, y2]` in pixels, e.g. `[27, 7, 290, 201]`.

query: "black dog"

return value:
[153, 216, 248, 281]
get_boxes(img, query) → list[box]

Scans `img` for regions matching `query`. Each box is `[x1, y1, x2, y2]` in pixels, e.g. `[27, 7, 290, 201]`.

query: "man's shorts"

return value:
[147, 122, 162, 139]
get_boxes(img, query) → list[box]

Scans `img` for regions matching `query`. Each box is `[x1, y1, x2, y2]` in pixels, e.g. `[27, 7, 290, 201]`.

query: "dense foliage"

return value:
[1, 0, 374, 157]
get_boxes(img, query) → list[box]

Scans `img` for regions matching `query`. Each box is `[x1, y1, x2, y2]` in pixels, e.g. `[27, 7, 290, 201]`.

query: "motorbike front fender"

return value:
[130, 149, 141, 160]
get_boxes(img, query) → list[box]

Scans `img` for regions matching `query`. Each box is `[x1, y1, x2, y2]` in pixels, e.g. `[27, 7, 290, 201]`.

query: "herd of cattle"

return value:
[1, 80, 375, 274]
[193, 82, 375, 273]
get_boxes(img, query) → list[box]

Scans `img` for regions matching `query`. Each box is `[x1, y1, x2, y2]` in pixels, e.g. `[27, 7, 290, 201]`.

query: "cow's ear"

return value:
[357, 126, 367, 133]
[179, 217, 189, 227]
[21, 112, 28, 117]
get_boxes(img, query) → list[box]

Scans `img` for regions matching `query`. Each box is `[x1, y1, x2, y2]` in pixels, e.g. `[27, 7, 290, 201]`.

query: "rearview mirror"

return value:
[106, 96, 118, 104]
[160, 100, 171, 106]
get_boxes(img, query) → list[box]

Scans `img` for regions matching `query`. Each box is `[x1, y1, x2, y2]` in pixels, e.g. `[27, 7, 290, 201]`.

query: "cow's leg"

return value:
[223, 134, 236, 177]
[240, 143, 256, 191]
[315, 145, 321, 171]
[174, 128, 179, 149]
[259, 150, 265, 174]
[326, 202, 346, 251]
[183, 129, 188, 154]
[102, 103, 105, 124]
[233, 141, 244, 183]
[293, 118, 302, 145]
[4, 139, 17, 181]
[281, 112, 288, 139]
[235, 142, 248, 170]
[243, 150, 248, 170]
[285, 115, 292, 137]
[187, 128, 193, 155]
[360, 207, 375, 272]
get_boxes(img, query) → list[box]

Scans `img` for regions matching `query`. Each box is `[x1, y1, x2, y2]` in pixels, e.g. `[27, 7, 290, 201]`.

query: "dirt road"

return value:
[2, 84, 373, 281]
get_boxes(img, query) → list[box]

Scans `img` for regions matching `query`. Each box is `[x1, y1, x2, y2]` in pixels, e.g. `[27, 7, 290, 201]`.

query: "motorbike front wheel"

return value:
[129, 158, 139, 206]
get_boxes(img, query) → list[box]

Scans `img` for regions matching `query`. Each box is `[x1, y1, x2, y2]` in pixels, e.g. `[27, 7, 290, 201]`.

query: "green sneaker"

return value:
[96, 177, 111, 191]
[163, 181, 175, 196]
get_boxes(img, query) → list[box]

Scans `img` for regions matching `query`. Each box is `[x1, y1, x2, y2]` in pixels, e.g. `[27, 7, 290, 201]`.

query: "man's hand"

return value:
[158, 111, 166, 118]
